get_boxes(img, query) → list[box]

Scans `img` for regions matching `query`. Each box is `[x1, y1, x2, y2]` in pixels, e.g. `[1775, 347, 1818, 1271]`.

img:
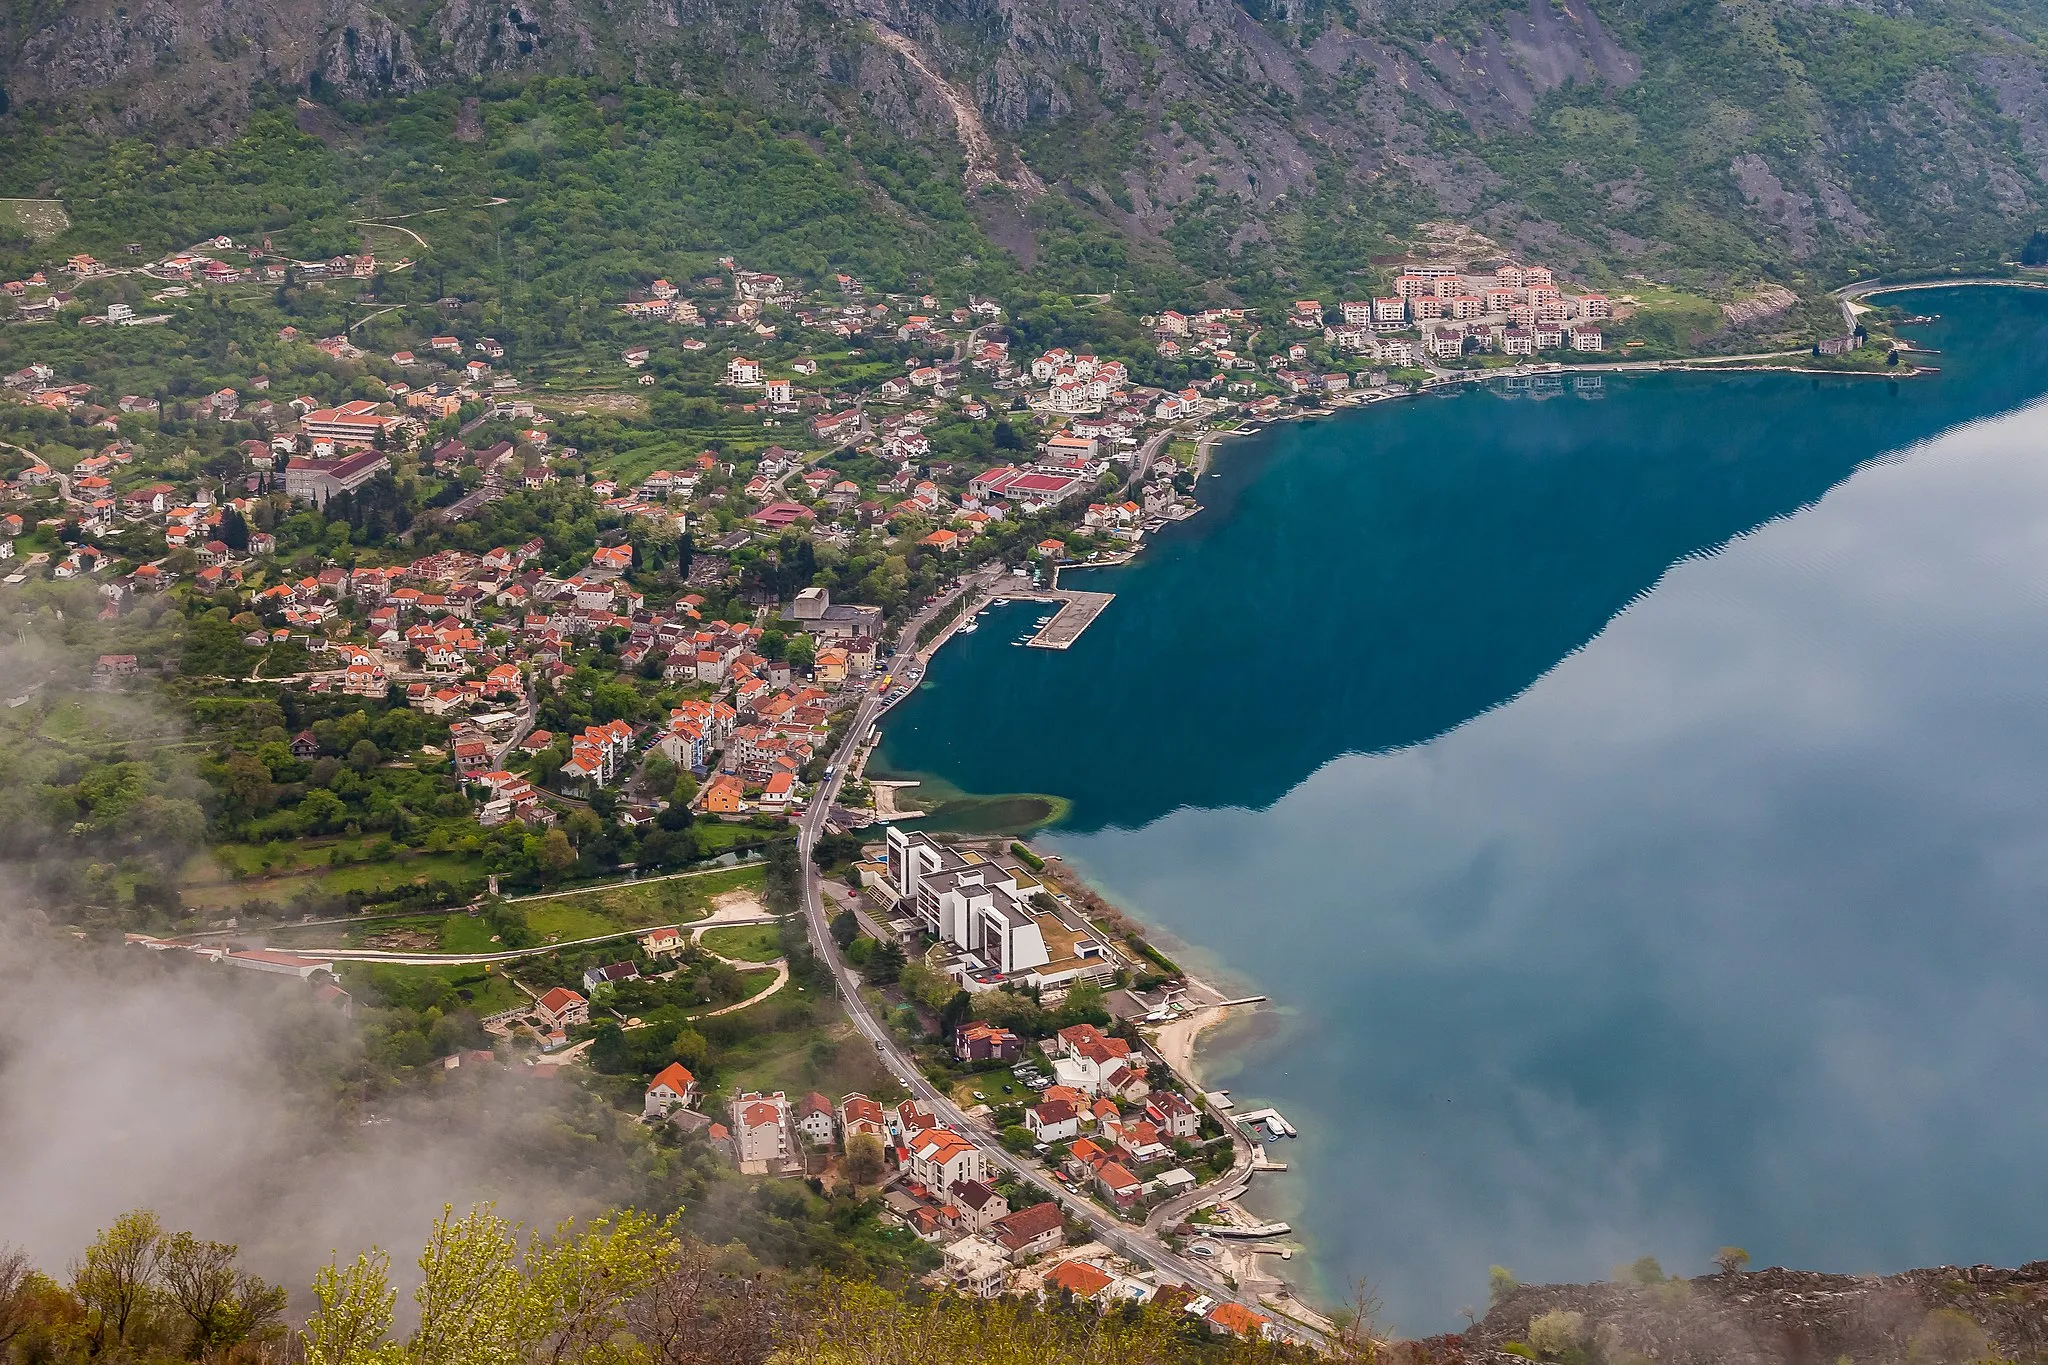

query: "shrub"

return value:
[1527, 1310, 1587, 1359]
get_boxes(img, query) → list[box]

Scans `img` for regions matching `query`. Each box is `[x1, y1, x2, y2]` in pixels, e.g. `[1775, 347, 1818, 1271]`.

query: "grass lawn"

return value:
[699, 924, 782, 963]
[267, 909, 496, 953]
[522, 901, 626, 943]
[512, 863, 765, 933]
[694, 822, 784, 855]
[437, 913, 500, 953]
[321, 852, 479, 894]
[182, 841, 484, 907]
[340, 960, 526, 1015]
[711, 996, 901, 1103]
[947, 1066, 1031, 1109]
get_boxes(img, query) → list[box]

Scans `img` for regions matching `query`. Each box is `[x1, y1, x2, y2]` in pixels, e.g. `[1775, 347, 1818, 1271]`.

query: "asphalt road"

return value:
[792, 577, 1313, 1337]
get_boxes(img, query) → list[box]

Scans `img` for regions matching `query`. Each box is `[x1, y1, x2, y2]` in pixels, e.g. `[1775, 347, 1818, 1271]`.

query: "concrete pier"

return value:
[991, 585, 1117, 649]
[1027, 589, 1115, 649]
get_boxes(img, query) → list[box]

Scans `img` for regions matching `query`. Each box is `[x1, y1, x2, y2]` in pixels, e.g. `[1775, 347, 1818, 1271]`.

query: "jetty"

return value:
[1027, 588, 1114, 648]
[1235, 1108, 1298, 1140]
[990, 582, 1116, 649]
[1207, 1219, 1294, 1239]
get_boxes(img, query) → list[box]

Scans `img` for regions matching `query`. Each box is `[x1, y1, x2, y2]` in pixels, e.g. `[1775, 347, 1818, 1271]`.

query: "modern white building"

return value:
[883, 829, 1120, 988]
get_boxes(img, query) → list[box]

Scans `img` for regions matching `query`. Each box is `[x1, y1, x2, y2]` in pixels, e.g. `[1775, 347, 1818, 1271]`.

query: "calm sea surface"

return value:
[875, 288, 2048, 1329]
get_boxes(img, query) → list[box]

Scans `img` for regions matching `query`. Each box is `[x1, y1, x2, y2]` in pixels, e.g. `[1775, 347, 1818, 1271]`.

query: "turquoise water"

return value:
[875, 288, 2048, 1329]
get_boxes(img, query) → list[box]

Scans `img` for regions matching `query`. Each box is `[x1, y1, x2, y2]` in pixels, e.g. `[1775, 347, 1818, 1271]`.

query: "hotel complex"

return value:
[882, 828, 1125, 989]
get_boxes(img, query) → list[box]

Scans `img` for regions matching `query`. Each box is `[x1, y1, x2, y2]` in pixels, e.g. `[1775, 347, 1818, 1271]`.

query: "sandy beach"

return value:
[1148, 977, 1244, 1089]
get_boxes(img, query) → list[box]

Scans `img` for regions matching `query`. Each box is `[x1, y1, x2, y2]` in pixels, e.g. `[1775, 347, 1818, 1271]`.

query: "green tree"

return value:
[844, 1133, 886, 1189]
[302, 1251, 397, 1365]
[158, 1232, 286, 1358]
[537, 828, 577, 882]
[72, 1210, 164, 1354]
[1714, 1247, 1750, 1276]
[217, 505, 249, 552]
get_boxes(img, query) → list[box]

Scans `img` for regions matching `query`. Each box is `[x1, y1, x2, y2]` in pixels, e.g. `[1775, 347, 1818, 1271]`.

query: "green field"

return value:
[522, 900, 626, 943]
[265, 865, 770, 954]
[699, 923, 782, 963]
[948, 1066, 1032, 1109]
[512, 864, 765, 930]
[712, 999, 899, 1103]
[180, 843, 484, 909]
[0, 198, 70, 241]
[338, 960, 526, 1015]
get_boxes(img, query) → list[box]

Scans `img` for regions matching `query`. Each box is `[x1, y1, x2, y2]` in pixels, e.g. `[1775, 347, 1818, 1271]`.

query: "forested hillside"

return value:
[4, 0, 2048, 296]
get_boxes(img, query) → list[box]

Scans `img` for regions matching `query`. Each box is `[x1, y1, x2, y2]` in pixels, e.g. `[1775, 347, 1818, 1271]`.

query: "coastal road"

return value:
[1119, 427, 1172, 497]
[1835, 274, 2048, 332]
[793, 584, 1314, 1340]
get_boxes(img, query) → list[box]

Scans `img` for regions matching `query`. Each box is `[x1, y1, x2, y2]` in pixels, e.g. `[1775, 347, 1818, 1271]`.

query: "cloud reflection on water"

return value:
[1050, 393, 2048, 1331]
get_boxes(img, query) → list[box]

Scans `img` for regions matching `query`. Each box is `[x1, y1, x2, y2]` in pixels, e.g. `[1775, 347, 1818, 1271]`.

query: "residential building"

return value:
[905, 1126, 988, 1194]
[955, 1021, 1022, 1064]
[949, 1180, 1009, 1233]
[729, 1091, 794, 1168]
[838, 1093, 888, 1144]
[1047, 1260, 1114, 1304]
[1025, 1099, 1080, 1143]
[1205, 1302, 1279, 1343]
[942, 1236, 1010, 1299]
[989, 1202, 1065, 1261]
[794, 1092, 837, 1148]
[644, 1062, 701, 1117]
[535, 987, 588, 1029]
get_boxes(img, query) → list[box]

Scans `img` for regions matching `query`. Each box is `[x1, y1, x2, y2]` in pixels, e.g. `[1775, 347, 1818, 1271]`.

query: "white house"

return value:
[906, 1126, 987, 1193]
[729, 1091, 793, 1168]
[644, 1062, 700, 1117]
[1026, 1098, 1081, 1143]
[794, 1092, 836, 1148]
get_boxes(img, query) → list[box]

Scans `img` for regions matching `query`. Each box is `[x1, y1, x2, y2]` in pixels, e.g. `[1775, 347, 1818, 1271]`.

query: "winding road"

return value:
[793, 580, 1320, 1342]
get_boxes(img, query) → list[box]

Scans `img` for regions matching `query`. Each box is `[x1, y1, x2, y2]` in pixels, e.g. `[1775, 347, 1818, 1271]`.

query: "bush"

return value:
[1527, 1310, 1586, 1359]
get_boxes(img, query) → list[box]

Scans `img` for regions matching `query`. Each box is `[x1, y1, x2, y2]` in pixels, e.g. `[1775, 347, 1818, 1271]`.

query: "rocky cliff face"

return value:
[1427, 1261, 2048, 1365]
[3, 0, 2046, 281]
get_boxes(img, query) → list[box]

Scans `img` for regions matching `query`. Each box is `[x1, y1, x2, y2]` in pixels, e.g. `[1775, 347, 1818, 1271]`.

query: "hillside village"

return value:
[0, 234, 1670, 844]
[0, 225, 1854, 1351]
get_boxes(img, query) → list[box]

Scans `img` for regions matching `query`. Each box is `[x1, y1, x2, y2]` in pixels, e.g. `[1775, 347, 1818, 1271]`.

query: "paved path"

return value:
[696, 957, 790, 1017]
[498, 859, 761, 904]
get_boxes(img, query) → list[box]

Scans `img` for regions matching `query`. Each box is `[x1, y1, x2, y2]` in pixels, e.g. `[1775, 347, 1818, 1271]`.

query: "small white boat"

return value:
[958, 620, 978, 634]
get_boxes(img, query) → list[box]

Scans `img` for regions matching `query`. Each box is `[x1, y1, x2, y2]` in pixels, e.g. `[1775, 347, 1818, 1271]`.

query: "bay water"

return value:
[875, 287, 2048, 1329]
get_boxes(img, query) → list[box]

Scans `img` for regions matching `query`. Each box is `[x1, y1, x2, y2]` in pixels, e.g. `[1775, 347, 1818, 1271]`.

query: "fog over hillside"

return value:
[0, 916, 632, 1296]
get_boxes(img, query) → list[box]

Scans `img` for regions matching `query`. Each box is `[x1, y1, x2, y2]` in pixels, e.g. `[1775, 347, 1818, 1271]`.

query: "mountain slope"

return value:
[3, 0, 2048, 290]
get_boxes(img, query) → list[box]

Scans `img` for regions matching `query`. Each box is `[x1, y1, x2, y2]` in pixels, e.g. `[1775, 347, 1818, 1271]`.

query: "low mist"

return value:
[0, 915, 640, 1298]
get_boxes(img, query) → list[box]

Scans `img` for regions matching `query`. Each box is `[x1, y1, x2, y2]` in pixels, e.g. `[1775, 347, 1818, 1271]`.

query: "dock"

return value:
[1207, 1220, 1294, 1239]
[1235, 1108, 1298, 1140]
[988, 584, 1117, 649]
[1027, 589, 1115, 648]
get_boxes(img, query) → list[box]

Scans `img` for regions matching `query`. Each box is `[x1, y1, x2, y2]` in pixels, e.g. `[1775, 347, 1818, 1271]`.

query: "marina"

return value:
[982, 584, 1119, 649]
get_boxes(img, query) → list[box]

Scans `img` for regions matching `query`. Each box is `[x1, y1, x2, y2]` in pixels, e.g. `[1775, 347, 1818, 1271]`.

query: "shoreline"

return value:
[862, 296, 1996, 1323]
